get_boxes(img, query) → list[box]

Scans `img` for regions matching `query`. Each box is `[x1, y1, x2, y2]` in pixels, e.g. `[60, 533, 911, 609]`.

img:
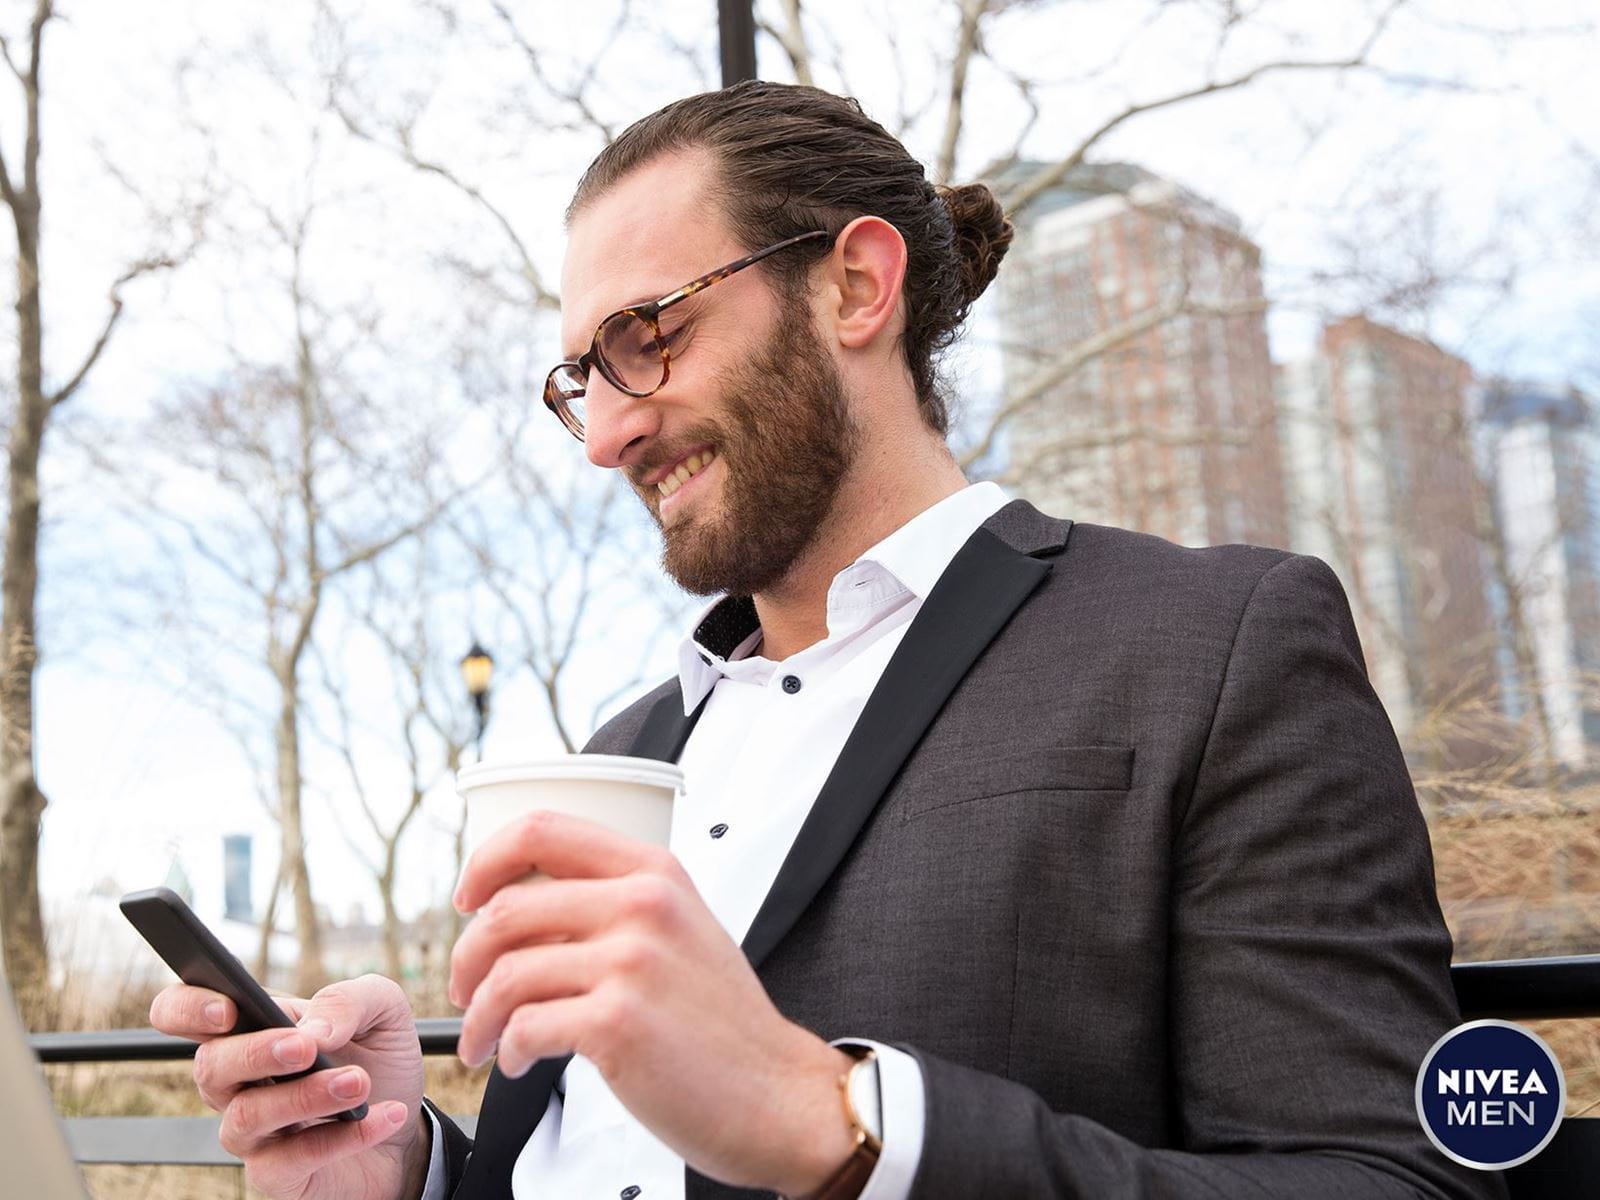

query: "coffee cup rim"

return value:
[456, 754, 684, 795]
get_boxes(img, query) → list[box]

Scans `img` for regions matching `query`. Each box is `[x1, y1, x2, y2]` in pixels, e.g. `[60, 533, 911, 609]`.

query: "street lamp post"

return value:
[718, 0, 757, 87]
[460, 641, 494, 761]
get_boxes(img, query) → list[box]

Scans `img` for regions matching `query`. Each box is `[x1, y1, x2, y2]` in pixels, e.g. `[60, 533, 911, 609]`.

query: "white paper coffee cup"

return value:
[455, 755, 683, 863]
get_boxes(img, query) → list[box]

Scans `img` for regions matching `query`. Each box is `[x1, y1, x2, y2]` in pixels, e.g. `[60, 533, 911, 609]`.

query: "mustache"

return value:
[624, 429, 723, 490]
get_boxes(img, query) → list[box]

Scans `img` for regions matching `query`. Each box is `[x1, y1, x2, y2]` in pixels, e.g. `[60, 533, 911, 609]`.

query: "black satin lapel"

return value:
[454, 688, 711, 1197]
[453, 1055, 569, 1198]
[739, 527, 1052, 971]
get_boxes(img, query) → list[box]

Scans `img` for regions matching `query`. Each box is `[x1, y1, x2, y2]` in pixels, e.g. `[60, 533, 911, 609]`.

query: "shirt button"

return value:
[781, 675, 802, 694]
[710, 823, 729, 839]
[621, 1188, 641, 1200]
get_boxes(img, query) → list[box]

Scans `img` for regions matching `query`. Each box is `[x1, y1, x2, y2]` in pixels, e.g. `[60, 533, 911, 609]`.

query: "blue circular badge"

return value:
[1416, 1020, 1566, 1169]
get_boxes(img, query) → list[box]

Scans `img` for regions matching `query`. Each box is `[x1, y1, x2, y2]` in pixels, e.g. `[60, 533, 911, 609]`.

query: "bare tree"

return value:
[453, 453, 676, 755]
[318, 0, 647, 317]
[0, 1, 180, 1020]
[313, 529, 471, 988]
[119, 189, 460, 995]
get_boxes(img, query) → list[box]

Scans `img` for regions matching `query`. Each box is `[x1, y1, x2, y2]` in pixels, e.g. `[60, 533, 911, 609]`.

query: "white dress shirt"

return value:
[423, 480, 1011, 1200]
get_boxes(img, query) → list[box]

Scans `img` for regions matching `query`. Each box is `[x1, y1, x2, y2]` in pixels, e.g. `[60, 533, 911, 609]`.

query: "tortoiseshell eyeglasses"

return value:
[543, 230, 833, 441]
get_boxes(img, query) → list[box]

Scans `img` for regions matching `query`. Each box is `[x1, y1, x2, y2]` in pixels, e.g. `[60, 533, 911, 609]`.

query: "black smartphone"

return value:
[119, 886, 368, 1121]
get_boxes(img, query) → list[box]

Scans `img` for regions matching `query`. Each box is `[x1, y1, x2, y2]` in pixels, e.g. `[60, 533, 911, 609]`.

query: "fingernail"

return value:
[330, 1069, 364, 1100]
[203, 1000, 228, 1028]
[298, 1017, 332, 1042]
[386, 1102, 408, 1126]
[471, 1038, 499, 1070]
[272, 1035, 307, 1067]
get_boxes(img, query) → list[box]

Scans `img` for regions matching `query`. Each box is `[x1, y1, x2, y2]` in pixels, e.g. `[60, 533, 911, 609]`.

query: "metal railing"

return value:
[1449, 954, 1600, 1020]
[28, 957, 1600, 1168]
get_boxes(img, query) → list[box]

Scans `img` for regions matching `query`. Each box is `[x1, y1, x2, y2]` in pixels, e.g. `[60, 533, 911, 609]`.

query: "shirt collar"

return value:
[851, 479, 1010, 602]
[675, 481, 1009, 713]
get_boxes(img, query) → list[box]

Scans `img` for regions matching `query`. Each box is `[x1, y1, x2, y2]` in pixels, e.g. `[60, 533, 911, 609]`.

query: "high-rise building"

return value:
[1479, 382, 1600, 770]
[996, 162, 1286, 548]
[223, 833, 253, 922]
[1278, 317, 1500, 751]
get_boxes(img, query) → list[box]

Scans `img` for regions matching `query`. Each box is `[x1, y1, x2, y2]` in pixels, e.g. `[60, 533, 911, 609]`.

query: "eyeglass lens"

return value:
[547, 310, 670, 438]
[596, 311, 668, 395]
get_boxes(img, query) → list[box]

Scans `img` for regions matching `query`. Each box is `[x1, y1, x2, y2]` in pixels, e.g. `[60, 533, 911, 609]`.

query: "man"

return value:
[152, 82, 1504, 1199]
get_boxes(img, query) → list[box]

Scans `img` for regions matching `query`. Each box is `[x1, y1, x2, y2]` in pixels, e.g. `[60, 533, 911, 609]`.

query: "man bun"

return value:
[939, 183, 1015, 307]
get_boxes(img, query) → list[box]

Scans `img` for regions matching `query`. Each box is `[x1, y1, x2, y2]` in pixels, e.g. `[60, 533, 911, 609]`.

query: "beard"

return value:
[629, 313, 859, 597]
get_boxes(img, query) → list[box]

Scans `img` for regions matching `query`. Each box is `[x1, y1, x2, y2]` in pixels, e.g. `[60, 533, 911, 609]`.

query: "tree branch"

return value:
[959, 288, 1266, 471]
[310, 641, 382, 876]
[0, 138, 16, 214]
[0, 33, 25, 86]
[762, 0, 814, 86]
[334, 105, 558, 310]
[490, 0, 621, 144]
[960, 288, 1187, 470]
[323, 496, 456, 580]
[1001, 0, 1408, 219]
[49, 256, 180, 408]
[972, 61, 1039, 183]
[934, 0, 991, 185]
[22, 0, 50, 199]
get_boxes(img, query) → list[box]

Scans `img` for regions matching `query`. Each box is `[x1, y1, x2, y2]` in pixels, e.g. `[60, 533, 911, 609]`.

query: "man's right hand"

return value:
[150, 973, 431, 1200]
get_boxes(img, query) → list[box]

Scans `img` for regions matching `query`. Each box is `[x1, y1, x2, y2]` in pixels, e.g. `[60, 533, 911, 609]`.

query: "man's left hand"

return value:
[450, 809, 860, 1196]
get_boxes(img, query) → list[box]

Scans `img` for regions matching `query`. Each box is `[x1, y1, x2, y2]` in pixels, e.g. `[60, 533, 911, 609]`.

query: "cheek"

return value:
[671, 323, 744, 378]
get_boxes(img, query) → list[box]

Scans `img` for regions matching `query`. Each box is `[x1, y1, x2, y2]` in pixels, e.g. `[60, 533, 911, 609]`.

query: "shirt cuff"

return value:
[419, 1103, 448, 1200]
[828, 1039, 924, 1200]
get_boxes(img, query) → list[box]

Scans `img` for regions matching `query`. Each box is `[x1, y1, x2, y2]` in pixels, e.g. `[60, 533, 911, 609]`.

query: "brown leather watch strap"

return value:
[798, 1128, 880, 1200]
[786, 1047, 881, 1200]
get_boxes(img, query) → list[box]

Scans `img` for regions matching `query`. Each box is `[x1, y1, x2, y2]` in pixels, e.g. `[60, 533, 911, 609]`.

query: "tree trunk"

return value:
[275, 662, 325, 996]
[379, 854, 402, 984]
[1472, 465, 1560, 797]
[450, 804, 468, 955]
[254, 858, 284, 982]
[1, 195, 51, 1024]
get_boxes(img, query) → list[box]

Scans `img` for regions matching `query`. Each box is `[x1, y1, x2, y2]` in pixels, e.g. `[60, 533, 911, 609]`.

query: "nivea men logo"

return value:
[1416, 1020, 1566, 1170]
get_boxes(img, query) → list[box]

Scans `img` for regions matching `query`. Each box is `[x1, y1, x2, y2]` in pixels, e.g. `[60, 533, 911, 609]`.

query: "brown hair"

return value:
[567, 81, 1013, 436]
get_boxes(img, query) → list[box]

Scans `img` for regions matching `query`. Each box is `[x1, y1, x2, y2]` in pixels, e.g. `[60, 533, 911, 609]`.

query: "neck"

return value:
[749, 430, 969, 662]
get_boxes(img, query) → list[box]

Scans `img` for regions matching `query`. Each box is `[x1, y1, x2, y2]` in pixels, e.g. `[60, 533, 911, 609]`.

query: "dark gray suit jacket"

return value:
[438, 501, 1505, 1199]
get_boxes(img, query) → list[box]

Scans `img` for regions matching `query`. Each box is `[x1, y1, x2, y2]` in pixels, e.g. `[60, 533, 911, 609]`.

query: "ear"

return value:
[822, 215, 908, 351]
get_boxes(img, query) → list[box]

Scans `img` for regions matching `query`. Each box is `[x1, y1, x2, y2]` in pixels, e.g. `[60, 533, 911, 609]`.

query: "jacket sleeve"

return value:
[901, 554, 1507, 1200]
[423, 1097, 474, 1196]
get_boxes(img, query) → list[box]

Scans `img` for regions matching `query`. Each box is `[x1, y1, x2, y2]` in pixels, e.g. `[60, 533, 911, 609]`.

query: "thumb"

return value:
[269, 993, 309, 1024]
[300, 974, 409, 1051]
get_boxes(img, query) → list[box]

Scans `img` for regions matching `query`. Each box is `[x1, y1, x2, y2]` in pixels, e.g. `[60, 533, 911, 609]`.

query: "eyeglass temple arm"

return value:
[654, 230, 832, 311]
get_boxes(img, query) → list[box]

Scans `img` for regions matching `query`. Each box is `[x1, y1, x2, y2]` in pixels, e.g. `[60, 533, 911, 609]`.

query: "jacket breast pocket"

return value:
[902, 744, 1134, 820]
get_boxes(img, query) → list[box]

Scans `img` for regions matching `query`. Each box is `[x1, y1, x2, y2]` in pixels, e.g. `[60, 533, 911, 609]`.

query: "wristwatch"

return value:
[787, 1045, 882, 1200]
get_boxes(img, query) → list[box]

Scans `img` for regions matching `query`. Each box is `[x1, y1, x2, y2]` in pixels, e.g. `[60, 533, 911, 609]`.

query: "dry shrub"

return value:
[1411, 681, 1600, 1116]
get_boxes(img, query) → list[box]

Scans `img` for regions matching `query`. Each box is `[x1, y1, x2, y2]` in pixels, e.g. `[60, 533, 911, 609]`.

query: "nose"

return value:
[582, 372, 661, 470]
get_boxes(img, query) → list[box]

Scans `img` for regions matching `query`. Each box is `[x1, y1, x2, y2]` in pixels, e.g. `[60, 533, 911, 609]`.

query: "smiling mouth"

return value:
[657, 447, 718, 499]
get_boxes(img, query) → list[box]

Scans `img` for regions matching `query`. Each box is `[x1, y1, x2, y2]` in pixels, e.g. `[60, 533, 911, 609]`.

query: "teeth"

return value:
[657, 448, 717, 498]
